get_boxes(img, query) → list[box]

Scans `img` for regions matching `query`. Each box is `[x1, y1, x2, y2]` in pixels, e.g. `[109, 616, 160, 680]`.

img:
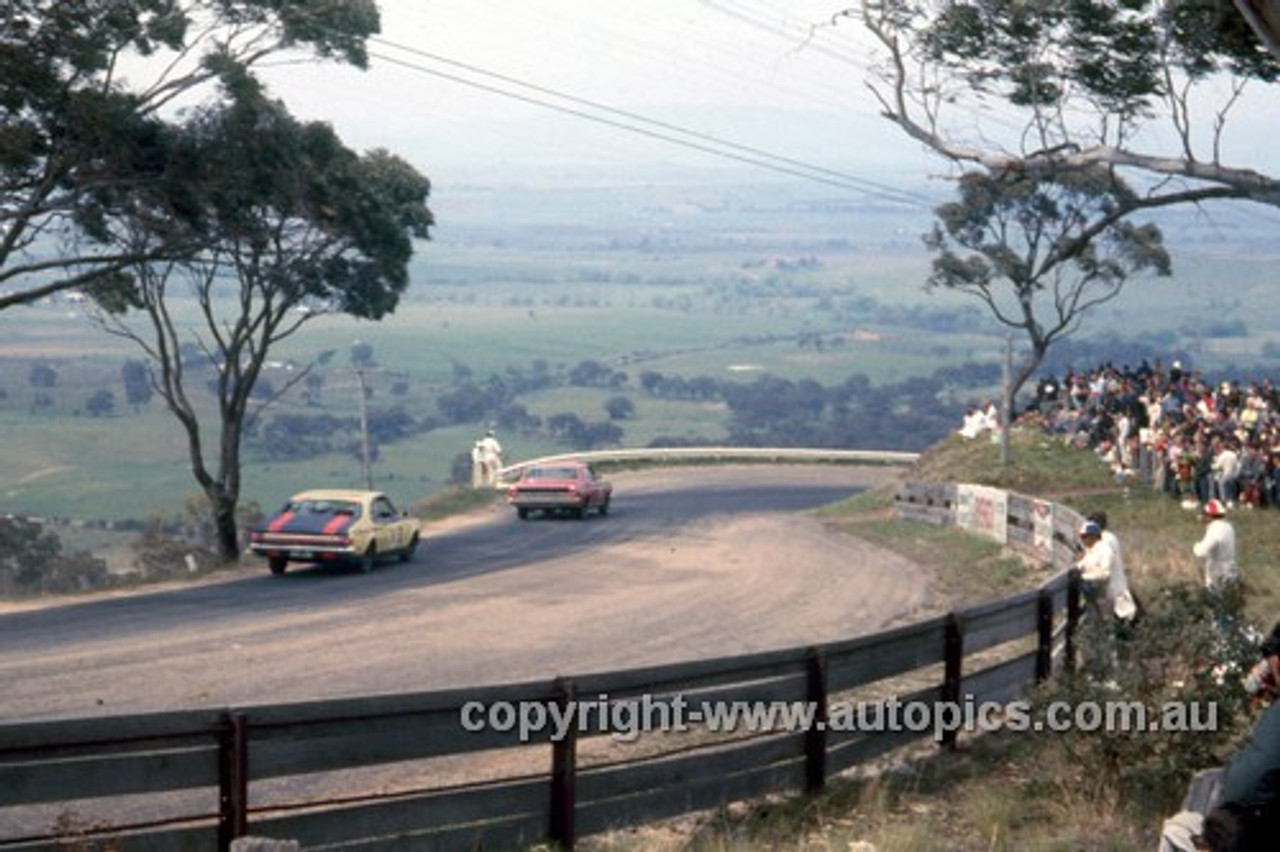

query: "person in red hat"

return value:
[1193, 498, 1238, 592]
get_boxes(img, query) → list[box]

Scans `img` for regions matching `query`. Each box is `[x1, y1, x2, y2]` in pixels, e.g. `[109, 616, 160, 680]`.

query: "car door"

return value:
[370, 495, 404, 552]
[583, 464, 601, 505]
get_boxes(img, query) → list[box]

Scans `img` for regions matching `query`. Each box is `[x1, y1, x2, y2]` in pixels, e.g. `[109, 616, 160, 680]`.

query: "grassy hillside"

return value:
[3, 174, 1280, 525]
[581, 428, 1279, 852]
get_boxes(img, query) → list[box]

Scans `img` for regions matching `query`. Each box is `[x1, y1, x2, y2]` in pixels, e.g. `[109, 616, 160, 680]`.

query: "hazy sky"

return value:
[252, 1, 1275, 201]
[257, 2, 934, 186]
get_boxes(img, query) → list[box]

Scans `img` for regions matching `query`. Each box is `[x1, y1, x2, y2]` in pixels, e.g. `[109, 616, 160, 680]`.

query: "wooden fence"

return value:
[0, 482, 1084, 852]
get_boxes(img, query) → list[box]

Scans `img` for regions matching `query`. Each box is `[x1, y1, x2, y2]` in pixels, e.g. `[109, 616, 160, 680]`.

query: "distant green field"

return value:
[2, 183, 1277, 523]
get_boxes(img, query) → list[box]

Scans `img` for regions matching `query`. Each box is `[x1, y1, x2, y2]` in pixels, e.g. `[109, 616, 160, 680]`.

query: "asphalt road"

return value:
[0, 465, 936, 722]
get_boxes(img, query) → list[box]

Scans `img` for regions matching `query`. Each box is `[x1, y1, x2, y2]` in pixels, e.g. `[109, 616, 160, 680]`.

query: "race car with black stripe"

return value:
[248, 489, 419, 575]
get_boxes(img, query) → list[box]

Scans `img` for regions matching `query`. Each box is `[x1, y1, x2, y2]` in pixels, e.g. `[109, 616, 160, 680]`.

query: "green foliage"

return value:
[605, 395, 635, 420]
[82, 73, 434, 561]
[925, 166, 1170, 398]
[1029, 583, 1262, 817]
[1, 0, 386, 310]
[127, 512, 227, 580]
[120, 359, 152, 410]
[916, 0, 1278, 115]
[1165, 0, 1280, 80]
[85, 388, 115, 416]
[0, 517, 111, 596]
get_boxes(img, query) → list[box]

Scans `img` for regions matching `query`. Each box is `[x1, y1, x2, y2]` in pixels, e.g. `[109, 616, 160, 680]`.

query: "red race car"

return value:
[506, 461, 612, 520]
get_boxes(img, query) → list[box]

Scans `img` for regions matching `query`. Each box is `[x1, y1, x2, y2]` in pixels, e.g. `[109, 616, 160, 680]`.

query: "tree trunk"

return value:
[210, 489, 241, 564]
[1010, 338, 1049, 412]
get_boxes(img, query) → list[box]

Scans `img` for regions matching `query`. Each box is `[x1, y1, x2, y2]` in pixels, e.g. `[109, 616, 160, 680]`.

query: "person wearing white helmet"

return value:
[475, 428, 503, 487]
[1193, 499, 1238, 593]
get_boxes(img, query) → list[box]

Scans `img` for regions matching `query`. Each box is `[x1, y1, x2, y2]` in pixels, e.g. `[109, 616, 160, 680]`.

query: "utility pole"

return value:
[356, 368, 373, 490]
[1001, 334, 1013, 467]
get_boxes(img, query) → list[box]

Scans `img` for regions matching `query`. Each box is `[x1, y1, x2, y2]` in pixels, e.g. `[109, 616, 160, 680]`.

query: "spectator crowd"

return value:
[1019, 359, 1280, 512]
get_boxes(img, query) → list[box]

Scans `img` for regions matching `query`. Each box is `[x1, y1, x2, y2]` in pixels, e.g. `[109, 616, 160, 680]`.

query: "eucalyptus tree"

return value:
[925, 167, 1171, 398]
[91, 81, 433, 562]
[0, 0, 379, 311]
[845, 1, 1280, 396]
[853, 0, 1280, 202]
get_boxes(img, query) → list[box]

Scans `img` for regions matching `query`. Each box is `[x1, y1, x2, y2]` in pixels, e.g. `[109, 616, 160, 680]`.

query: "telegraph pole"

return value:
[356, 368, 373, 490]
[1001, 334, 1013, 467]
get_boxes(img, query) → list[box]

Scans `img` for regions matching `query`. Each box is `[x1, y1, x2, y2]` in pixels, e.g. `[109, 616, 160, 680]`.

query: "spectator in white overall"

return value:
[1074, 519, 1137, 673]
[1193, 499, 1238, 593]
[474, 429, 503, 487]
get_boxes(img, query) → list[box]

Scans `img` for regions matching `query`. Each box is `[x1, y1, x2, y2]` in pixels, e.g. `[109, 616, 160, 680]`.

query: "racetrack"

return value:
[0, 465, 937, 722]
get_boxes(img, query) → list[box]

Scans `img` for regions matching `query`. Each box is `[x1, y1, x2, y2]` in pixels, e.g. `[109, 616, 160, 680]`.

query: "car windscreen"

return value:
[523, 467, 579, 481]
[288, 500, 359, 516]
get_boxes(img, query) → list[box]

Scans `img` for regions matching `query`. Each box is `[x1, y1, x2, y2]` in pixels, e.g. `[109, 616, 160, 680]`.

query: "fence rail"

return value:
[495, 446, 921, 481]
[0, 478, 1084, 852]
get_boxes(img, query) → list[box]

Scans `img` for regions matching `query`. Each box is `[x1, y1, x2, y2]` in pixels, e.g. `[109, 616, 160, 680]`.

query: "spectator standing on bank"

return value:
[1173, 436, 1197, 504]
[1238, 443, 1266, 509]
[1194, 435, 1215, 507]
[1212, 436, 1242, 508]
[1083, 513, 1139, 629]
[1193, 499, 1239, 593]
[1074, 520, 1136, 671]
[475, 429, 503, 487]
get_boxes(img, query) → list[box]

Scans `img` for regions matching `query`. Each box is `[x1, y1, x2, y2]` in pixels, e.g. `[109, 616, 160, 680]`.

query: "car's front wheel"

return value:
[399, 534, 419, 563]
[598, 497, 610, 517]
[268, 557, 287, 576]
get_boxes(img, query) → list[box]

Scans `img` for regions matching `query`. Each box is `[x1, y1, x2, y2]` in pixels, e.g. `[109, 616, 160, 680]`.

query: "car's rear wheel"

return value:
[517, 507, 530, 520]
[358, 545, 376, 574]
[598, 497, 610, 517]
[571, 505, 585, 520]
[268, 557, 287, 576]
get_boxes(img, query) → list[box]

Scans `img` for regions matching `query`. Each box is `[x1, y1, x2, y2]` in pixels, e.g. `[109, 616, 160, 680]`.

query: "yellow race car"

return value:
[248, 489, 419, 575]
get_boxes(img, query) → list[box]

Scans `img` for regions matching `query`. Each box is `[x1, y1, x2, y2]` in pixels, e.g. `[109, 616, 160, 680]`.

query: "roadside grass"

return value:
[409, 483, 505, 521]
[583, 425, 1280, 852]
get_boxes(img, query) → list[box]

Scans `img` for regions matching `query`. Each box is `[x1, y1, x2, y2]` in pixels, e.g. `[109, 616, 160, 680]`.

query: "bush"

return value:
[1026, 581, 1263, 818]
[0, 517, 112, 595]
[130, 517, 218, 579]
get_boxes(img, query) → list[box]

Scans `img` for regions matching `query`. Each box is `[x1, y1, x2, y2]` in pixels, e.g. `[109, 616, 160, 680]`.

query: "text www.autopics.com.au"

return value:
[459, 693, 1220, 744]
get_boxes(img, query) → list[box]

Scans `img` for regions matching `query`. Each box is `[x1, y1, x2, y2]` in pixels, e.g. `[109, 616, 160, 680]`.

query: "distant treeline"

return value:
[242, 332, 1277, 475]
[241, 357, 1005, 471]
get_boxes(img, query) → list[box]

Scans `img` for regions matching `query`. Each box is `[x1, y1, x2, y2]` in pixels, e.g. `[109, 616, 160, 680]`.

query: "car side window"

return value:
[373, 497, 397, 520]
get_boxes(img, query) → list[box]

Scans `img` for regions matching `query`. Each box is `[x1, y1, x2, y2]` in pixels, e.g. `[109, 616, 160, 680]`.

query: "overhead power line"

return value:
[367, 36, 933, 208]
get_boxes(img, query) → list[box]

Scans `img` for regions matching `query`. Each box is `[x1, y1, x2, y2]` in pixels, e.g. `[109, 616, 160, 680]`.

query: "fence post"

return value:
[218, 711, 248, 852]
[1065, 569, 1082, 673]
[805, 648, 828, 792]
[940, 614, 963, 750]
[1035, 588, 1054, 683]
[549, 679, 577, 851]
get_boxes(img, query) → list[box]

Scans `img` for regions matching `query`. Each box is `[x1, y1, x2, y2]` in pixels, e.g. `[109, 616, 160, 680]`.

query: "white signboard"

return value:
[1031, 498, 1055, 560]
[956, 484, 1009, 544]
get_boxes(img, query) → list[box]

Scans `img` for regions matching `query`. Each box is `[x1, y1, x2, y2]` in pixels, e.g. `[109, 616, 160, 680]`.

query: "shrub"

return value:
[0, 517, 112, 595]
[1026, 581, 1263, 818]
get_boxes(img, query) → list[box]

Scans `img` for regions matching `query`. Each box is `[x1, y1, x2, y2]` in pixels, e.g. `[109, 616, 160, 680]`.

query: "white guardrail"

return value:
[495, 446, 920, 482]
